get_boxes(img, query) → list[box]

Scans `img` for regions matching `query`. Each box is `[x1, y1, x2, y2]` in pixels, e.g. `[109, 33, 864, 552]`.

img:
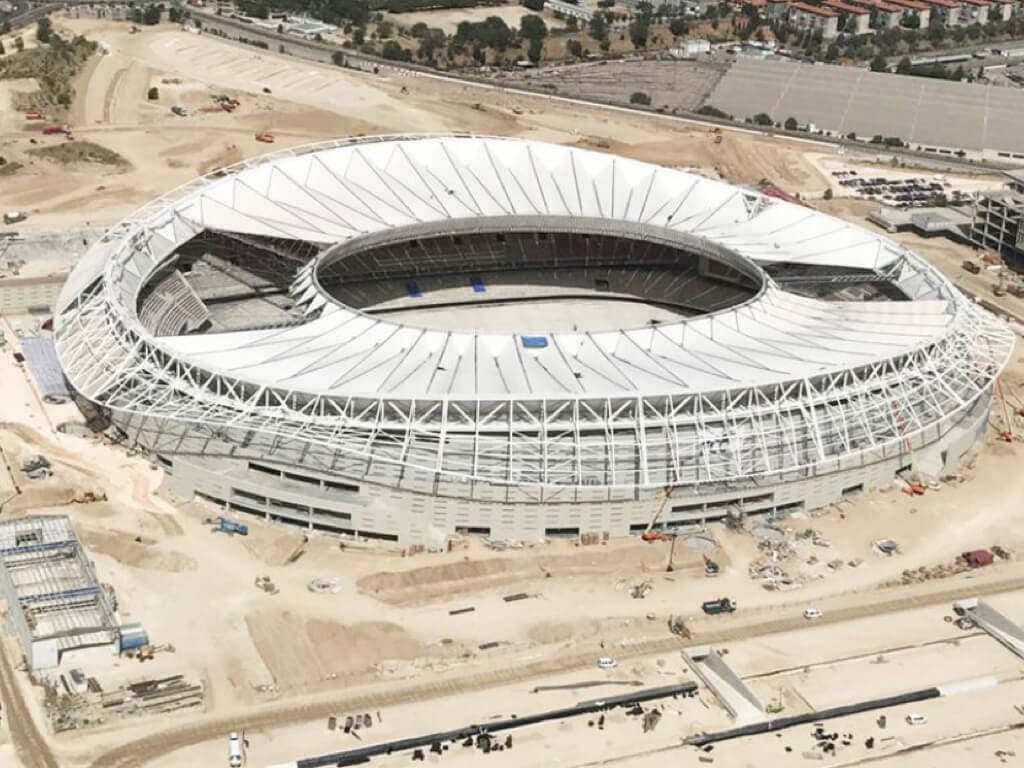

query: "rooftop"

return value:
[822, 0, 872, 12]
[789, 1, 839, 15]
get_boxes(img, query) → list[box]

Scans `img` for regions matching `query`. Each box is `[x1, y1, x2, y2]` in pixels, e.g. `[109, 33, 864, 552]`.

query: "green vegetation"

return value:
[0, 30, 98, 112]
[28, 141, 129, 168]
[697, 104, 732, 120]
[381, 40, 411, 60]
[36, 17, 53, 44]
[519, 0, 544, 11]
[751, 112, 773, 127]
[629, 91, 651, 105]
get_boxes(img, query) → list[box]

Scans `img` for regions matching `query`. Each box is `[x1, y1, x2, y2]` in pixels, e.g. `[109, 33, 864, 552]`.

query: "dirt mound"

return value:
[247, 612, 422, 689]
[79, 528, 197, 572]
[358, 543, 694, 605]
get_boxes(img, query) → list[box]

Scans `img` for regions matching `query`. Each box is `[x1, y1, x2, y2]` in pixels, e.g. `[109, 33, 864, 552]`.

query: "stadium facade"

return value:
[55, 136, 1013, 545]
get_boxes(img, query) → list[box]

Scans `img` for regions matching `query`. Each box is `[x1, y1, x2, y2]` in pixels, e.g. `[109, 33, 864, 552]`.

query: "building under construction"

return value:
[0, 515, 119, 670]
[971, 169, 1024, 265]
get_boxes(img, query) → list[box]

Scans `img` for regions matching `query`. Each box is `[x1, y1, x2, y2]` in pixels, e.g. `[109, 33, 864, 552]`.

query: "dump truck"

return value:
[701, 597, 736, 615]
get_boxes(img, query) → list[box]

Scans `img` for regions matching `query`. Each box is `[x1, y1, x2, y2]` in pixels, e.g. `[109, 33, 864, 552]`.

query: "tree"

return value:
[353, 26, 365, 45]
[331, 50, 347, 66]
[630, 91, 651, 105]
[784, 116, 798, 130]
[752, 112, 773, 126]
[0, 40, 5, 56]
[519, 14, 548, 41]
[14, 35, 24, 52]
[669, 18, 688, 36]
[567, 39, 583, 59]
[142, 4, 162, 26]
[527, 36, 543, 63]
[520, 0, 545, 10]
[381, 40, 411, 61]
[896, 56, 911, 75]
[823, 188, 833, 200]
[36, 17, 53, 44]
[378, 21, 393, 39]
[870, 55, 888, 72]
[589, 11, 607, 42]
[629, 5, 651, 49]
[147, 86, 159, 100]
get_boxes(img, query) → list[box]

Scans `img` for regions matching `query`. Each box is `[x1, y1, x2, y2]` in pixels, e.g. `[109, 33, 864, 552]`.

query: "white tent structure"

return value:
[55, 136, 1013, 543]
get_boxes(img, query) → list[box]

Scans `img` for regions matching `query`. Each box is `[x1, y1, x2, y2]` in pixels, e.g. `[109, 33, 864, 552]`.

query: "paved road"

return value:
[85, 567, 1024, 768]
[1, 2, 60, 32]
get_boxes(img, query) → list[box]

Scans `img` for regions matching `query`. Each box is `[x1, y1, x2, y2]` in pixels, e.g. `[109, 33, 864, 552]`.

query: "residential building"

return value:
[884, 0, 932, 27]
[850, 0, 904, 28]
[923, 0, 962, 24]
[787, 1, 841, 36]
[821, 0, 873, 32]
[959, 0, 991, 23]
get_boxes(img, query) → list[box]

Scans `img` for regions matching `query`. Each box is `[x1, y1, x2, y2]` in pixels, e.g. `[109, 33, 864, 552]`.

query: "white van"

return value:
[228, 732, 243, 766]
[905, 713, 927, 726]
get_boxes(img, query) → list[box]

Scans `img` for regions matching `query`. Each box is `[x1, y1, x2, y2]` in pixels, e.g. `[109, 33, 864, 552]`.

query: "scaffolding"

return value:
[0, 516, 118, 670]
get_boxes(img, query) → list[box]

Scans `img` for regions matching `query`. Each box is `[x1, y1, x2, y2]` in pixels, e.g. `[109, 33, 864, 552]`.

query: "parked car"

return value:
[597, 657, 618, 670]
[803, 607, 823, 620]
[905, 713, 927, 726]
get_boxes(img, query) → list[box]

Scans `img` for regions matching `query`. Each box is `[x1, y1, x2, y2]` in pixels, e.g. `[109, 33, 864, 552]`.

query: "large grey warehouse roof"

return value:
[708, 58, 1024, 155]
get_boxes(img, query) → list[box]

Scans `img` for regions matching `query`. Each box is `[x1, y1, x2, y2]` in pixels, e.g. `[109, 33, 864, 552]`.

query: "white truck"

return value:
[228, 732, 243, 767]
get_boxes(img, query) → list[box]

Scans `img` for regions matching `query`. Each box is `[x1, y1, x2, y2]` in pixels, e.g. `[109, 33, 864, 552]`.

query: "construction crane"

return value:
[642, 486, 675, 542]
[890, 403, 925, 495]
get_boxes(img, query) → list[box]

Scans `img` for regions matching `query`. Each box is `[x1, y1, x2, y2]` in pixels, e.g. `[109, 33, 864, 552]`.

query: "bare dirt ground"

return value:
[0, 15, 916, 232]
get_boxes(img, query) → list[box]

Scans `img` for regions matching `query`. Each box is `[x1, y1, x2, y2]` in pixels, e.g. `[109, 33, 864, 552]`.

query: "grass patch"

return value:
[28, 141, 129, 168]
[0, 33, 97, 114]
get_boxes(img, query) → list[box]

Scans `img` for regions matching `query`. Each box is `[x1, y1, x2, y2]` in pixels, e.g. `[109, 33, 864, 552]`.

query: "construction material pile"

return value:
[48, 674, 205, 732]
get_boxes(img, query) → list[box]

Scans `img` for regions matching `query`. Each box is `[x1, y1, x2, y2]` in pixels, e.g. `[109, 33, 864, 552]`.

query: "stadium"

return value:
[55, 135, 1013, 546]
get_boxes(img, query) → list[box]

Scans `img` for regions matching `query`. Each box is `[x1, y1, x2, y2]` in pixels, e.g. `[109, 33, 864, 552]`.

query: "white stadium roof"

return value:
[54, 135, 1013, 490]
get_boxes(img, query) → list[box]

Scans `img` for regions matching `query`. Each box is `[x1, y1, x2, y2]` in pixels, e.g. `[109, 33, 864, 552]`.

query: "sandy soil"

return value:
[0, 15, 891, 231]
[2, 15, 1024, 768]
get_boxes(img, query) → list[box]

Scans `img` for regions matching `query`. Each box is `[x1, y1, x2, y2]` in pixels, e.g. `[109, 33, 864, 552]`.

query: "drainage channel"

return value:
[286, 682, 697, 768]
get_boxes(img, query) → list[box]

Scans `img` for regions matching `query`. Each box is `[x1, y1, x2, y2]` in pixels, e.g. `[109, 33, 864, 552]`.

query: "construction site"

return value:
[1, 11, 1024, 768]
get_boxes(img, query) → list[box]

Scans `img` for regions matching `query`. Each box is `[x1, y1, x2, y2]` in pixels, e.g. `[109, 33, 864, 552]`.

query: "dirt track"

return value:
[86, 568, 1024, 768]
[0, 637, 59, 768]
